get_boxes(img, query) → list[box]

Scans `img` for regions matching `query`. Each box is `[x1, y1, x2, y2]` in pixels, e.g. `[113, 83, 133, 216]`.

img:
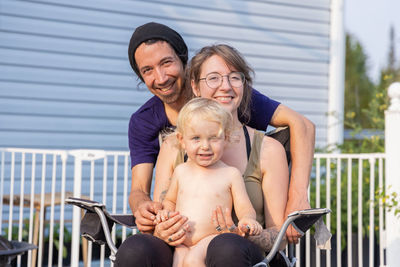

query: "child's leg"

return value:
[182, 234, 218, 267]
[173, 244, 189, 267]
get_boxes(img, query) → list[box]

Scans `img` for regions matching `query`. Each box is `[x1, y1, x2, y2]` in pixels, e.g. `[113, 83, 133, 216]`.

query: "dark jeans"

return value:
[206, 233, 264, 267]
[114, 233, 173, 267]
[114, 233, 285, 267]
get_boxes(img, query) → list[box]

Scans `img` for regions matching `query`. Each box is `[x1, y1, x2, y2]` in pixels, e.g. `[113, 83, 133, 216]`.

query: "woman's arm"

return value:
[247, 136, 289, 251]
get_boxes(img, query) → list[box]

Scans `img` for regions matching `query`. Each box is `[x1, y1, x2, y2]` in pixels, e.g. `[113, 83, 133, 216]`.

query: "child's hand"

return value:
[154, 209, 171, 224]
[238, 218, 263, 236]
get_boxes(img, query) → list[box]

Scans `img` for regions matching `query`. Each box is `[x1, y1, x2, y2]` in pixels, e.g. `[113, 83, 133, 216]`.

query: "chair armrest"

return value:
[288, 208, 331, 235]
[253, 208, 331, 267]
[65, 197, 105, 212]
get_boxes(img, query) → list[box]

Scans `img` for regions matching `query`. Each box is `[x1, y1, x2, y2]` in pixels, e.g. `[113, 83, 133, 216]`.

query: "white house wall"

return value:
[0, 0, 331, 150]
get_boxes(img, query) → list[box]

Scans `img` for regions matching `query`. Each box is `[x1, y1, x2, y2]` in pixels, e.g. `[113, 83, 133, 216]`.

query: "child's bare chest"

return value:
[176, 174, 233, 217]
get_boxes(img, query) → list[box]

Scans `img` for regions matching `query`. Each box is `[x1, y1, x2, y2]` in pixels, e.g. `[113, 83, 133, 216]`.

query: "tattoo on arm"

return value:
[247, 227, 280, 252]
[159, 190, 167, 202]
[159, 177, 173, 203]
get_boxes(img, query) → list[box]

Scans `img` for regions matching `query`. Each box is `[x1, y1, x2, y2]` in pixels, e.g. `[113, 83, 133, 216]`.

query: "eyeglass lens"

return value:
[205, 72, 244, 89]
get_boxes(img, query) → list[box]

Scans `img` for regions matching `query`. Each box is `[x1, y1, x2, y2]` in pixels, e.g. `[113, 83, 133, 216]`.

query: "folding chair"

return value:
[65, 197, 330, 266]
[66, 127, 330, 266]
[64, 198, 136, 262]
[253, 208, 330, 267]
[0, 236, 37, 267]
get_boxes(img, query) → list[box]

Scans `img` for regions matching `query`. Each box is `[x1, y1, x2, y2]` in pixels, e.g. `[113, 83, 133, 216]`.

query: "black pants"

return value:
[206, 233, 264, 266]
[114, 234, 173, 267]
[114, 233, 285, 267]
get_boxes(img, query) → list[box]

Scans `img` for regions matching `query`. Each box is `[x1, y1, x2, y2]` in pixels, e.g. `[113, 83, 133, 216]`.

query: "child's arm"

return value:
[154, 136, 179, 203]
[155, 171, 179, 224]
[162, 173, 178, 211]
[230, 167, 261, 234]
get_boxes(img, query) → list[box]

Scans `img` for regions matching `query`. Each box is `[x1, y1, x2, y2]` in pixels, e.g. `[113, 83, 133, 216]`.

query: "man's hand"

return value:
[284, 190, 310, 243]
[134, 200, 162, 233]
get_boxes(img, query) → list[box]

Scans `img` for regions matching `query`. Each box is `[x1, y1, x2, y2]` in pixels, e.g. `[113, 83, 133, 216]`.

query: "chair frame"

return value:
[66, 197, 330, 266]
[66, 127, 330, 266]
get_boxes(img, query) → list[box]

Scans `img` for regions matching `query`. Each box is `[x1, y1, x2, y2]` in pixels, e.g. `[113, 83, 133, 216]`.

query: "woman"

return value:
[153, 44, 289, 266]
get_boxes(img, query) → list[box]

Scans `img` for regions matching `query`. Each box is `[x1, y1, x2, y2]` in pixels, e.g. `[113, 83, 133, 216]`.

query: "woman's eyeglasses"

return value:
[199, 72, 245, 89]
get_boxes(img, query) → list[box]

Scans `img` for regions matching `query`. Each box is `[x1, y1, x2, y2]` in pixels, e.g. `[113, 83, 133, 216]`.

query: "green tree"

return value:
[342, 26, 400, 152]
[344, 33, 375, 129]
[367, 25, 400, 130]
[313, 29, 400, 246]
[327, 27, 400, 246]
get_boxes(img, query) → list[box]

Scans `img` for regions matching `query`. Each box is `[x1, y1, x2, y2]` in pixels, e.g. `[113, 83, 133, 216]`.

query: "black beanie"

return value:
[128, 22, 188, 81]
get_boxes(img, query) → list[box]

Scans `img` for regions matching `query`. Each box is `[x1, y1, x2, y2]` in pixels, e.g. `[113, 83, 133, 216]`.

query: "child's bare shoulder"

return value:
[220, 164, 242, 180]
[173, 162, 191, 176]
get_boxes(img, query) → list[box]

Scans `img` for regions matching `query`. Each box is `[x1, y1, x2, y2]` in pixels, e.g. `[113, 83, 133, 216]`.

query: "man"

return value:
[117, 22, 315, 266]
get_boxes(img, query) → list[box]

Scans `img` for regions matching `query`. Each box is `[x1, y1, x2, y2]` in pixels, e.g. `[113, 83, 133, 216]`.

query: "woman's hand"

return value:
[212, 206, 247, 237]
[153, 211, 189, 246]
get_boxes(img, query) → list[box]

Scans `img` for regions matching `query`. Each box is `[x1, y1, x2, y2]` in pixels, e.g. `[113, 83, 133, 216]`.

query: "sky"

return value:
[344, 0, 400, 83]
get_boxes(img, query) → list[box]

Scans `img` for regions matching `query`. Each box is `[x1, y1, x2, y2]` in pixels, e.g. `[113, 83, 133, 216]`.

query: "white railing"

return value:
[0, 148, 132, 267]
[1, 82, 399, 266]
[308, 153, 386, 267]
[0, 148, 387, 267]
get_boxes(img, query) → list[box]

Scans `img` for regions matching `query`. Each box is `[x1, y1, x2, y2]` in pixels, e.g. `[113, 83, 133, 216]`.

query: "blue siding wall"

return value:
[0, 0, 331, 149]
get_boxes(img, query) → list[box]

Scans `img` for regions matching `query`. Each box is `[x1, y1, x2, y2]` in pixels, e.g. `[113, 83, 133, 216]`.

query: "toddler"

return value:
[156, 98, 262, 267]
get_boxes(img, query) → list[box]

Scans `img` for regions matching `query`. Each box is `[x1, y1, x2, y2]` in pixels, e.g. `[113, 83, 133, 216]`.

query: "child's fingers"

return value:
[252, 222, 262, 235]
[248, 224, 254, 235]
[240, 224, 250, 234]
[253, 223, 260, 235]
[253, 223, 261, 235]
[156, 210, 171, 223]
[156, 213, 160, 223]
[161, 211, 167, 222]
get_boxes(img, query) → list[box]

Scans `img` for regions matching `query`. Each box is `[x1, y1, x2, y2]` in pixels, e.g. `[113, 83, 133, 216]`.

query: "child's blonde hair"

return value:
[176, 98, 233, 138]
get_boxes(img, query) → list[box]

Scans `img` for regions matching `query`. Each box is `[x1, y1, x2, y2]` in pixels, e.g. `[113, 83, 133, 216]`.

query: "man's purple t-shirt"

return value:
[128, 89, 280, 168]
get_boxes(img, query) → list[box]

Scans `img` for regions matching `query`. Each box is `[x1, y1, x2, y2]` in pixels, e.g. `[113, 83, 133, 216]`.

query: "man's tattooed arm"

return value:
[247, 227, 285, 252]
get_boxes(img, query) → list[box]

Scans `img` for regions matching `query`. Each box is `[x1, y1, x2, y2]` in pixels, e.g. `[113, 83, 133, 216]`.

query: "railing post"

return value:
[69, 150, 107, 267]
[385, 82, 400, 266]
[70, 151, 83, 267]
[327, 0, 345, 148]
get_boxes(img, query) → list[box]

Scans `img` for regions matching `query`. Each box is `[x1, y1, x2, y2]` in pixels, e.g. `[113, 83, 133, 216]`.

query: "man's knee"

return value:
[115, 234, 173, 267]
